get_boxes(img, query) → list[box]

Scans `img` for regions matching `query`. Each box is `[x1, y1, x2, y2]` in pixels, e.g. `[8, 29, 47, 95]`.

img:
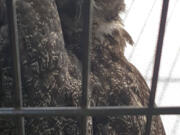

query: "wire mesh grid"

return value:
[0, 0, 180, 135]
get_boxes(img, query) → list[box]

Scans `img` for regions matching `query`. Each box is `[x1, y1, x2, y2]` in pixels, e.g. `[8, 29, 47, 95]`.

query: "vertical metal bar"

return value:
[6, 0, 25, 135]
[145, 0, 170, 134]
[81, 0, 93, 134]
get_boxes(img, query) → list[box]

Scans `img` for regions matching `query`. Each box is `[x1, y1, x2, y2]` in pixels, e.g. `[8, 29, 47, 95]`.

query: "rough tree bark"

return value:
[0, 0, 165, 135]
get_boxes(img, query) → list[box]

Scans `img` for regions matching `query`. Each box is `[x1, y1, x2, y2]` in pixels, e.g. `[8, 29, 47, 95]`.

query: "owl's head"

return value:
[56, 0, 132, 59]
[93, 0, 125, 21]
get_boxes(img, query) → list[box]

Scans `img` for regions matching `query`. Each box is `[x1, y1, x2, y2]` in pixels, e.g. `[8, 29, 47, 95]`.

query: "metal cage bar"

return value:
[145, 0, 170, 134]
[0, 106, 180, 117]
[6, 0, 25, 135]
[81, 0, 93, 134]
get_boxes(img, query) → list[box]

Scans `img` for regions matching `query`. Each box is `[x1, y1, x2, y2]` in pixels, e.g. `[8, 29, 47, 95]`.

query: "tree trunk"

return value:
[0, 0, 165, 134]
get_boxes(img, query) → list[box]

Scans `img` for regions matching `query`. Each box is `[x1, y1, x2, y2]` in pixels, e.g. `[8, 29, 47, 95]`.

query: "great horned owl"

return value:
[57, 0, 166, 134]
[0, 0, 165, 134]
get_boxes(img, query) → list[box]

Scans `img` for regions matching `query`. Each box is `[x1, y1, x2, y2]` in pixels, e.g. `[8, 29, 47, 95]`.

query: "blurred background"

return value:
[123, 0, 180, 134]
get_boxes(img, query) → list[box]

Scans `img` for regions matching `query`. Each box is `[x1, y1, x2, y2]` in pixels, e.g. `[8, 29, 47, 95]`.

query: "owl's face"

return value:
[93, 0, 125, 21]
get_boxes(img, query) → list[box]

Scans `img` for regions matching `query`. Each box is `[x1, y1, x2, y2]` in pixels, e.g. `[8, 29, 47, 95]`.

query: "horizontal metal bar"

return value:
[153, 107, 180, 114]
[0, 106, 179, 117]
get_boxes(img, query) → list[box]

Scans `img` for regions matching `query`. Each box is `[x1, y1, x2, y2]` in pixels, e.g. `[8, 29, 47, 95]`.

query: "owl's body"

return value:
[57, 0, 166, 134]
[0, 0, 165, 134]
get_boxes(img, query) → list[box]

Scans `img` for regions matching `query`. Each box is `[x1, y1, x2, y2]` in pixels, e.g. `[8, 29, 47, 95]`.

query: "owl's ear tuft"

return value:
[122, 29, 134, 45]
